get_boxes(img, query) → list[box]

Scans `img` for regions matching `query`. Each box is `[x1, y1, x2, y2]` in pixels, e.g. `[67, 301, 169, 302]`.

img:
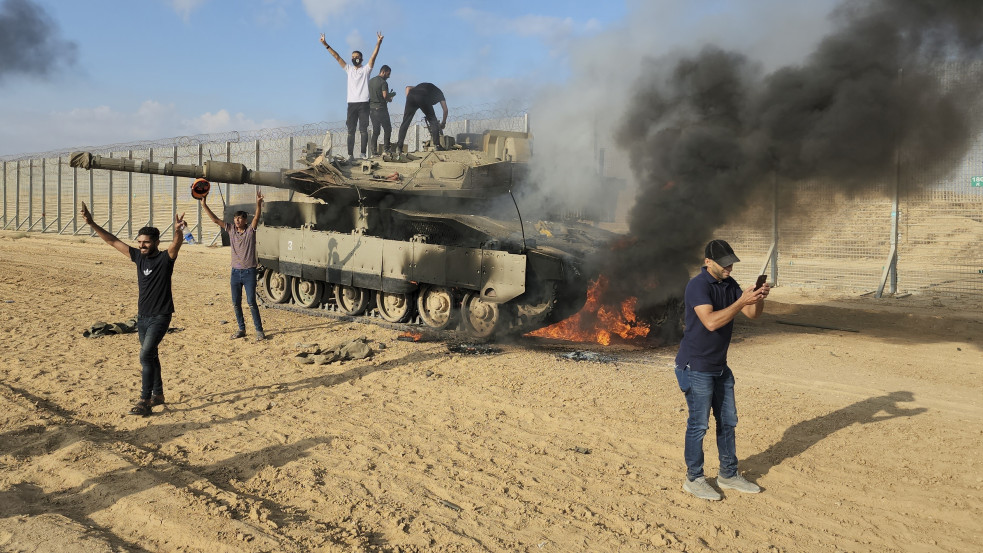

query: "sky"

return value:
[0, 0, 843, 158]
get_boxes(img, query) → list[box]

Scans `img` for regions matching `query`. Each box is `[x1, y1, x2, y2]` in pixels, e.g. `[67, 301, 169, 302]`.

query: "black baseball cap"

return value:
[705, 239, 740, 266]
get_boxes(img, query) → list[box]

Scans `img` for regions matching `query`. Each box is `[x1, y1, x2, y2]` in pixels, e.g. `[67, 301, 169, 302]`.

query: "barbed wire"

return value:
[0, 103, 530, 162]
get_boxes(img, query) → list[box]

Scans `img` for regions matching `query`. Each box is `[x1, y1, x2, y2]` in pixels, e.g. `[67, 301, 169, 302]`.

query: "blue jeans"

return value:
[231, 267, 263, 332]
[675, 364, 739, 481]
[137, 314, 172, 400]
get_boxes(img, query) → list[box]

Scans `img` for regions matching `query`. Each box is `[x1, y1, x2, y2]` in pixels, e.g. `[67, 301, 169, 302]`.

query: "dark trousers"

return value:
[231, 267, 263, 333]
[369, 106, 392, 155]
[395, 99, 441, 152]
[346, 102, 370, 156]
[137, 313, 172, 400]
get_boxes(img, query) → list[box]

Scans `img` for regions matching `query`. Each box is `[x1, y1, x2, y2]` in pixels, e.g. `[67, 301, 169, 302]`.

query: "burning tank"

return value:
[70, 131, 615, 338]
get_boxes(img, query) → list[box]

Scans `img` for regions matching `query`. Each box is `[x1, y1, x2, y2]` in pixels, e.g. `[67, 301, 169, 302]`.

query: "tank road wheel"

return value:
[461, 292, 514, 338]
[416, 285, 458, 330]
[335, 285, 369, 316]
[292, 278, 324, 309]
[375, 291, 415, 323]
[263, 271, 292, 304]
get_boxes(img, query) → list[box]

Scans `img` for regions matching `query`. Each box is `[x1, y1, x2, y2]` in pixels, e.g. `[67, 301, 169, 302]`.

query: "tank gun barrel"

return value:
[69, 151, 286, 189]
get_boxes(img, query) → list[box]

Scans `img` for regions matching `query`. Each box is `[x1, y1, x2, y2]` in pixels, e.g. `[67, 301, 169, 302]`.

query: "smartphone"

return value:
[754, 274, 768, 290]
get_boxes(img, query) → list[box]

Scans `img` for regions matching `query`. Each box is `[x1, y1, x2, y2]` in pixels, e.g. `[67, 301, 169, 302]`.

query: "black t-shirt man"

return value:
[396, 83, 448, 153]
[129, 247, 176, 316]
[407, 82, 445, 106]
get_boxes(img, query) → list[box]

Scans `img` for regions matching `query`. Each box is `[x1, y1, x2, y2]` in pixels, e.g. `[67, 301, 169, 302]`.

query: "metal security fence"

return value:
[719, 179, 983, 300]
[0, 107, 529, 246]
[3, 107, 982, 301]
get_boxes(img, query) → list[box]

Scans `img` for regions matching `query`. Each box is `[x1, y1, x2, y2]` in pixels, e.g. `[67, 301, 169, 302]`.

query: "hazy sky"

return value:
[0, 0, 841, 157]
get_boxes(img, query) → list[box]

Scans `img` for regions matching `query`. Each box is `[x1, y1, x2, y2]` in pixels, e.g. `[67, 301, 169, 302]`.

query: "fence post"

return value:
[107, 152, 113, 234]
[40, 158, 46, 232]
[15, 161, 20, 230]
[288, 136, 295, 201]
[55, 157, 61, 233]
[255, 139, 261, 198]
[127, 150, 133, 239]
[876, 156, 901, 298]
[2, 161, 6, 229]
[197, 144, 203, 243]
[27, 159, 33, 230]
[771, 174, 779, 286]
[172, 146, 178, 233]
[88, 158, 94, 235]
[148, 148, 154, 229]
[524, 113, 530, 134]
[226, 141, 232, 206]
[71, 163, 77, 234]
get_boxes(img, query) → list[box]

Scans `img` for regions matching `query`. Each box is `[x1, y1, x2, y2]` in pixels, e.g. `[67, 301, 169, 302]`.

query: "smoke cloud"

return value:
[0, 0, 77, 82]
[531, 0, 983, 312]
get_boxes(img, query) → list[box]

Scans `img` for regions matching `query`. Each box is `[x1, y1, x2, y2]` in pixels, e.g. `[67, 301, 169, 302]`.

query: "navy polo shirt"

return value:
[675, 266, 742, 372]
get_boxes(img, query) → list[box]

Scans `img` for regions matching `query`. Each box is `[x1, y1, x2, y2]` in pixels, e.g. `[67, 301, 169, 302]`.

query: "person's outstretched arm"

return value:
[199, 196, 224, 228]
[320, 34, 347, 69]
[167, 212, 187, 260]
[367, 31, 384, 69]
[438, 100, 448, 129]
[80, 201, 129, 257]
[250, 191, 264, 231]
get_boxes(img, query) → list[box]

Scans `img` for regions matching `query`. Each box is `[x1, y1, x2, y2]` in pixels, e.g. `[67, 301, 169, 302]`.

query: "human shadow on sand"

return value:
[742, 390, 927, 479]
[0, 384, 358, 551]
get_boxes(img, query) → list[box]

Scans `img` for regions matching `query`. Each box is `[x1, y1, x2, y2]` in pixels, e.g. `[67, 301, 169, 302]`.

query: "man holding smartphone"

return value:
[674, 239, 769, 501]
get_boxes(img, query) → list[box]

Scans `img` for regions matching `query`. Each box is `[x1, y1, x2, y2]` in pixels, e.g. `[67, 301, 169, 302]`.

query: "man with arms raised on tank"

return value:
[675, 239, 769, 501]
[320, 31, 384, 162]
[80, 201, 186, 417]
[394, 82, 448, 156]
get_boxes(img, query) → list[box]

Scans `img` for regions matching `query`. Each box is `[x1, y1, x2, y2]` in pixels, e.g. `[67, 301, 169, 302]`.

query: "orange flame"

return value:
[397, 331, 425, 342]
[527, 275, 650, 345]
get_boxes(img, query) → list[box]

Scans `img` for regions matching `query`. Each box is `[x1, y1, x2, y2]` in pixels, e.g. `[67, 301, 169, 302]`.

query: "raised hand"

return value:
[80, 201, 94, 225]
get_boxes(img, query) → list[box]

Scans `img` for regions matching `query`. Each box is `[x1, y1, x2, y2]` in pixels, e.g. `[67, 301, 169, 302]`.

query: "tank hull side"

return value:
[256, 225, 528, 302]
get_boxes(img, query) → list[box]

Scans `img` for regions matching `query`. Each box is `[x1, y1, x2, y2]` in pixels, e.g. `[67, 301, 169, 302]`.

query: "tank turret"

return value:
[70, 130, 532, 206]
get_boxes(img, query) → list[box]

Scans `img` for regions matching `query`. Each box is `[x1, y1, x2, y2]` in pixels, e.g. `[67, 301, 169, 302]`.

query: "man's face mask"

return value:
[351, 57, 362, 66]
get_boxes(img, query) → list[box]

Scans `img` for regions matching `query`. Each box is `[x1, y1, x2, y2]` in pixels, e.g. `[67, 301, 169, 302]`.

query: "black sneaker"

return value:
[231, 329, 246, 339]
[149, 394, 165, 406]
[129, 399, 152, 417]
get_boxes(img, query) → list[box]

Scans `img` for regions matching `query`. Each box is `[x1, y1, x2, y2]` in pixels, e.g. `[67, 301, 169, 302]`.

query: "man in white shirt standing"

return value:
[320, 32, 384, 162]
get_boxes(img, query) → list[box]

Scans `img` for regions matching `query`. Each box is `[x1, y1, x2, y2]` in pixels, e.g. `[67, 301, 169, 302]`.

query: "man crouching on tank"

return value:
[80, 201, 186, 416]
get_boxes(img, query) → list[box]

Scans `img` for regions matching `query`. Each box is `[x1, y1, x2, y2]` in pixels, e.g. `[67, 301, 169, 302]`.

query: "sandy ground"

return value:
[0, 230, 981, 553]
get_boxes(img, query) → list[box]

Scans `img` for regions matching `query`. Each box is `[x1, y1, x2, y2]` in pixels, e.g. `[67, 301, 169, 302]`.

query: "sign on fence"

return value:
[971, 176, 983, 187]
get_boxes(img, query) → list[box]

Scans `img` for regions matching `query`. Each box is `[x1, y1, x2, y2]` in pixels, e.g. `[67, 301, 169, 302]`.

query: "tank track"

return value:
[256, 273, 564, 341]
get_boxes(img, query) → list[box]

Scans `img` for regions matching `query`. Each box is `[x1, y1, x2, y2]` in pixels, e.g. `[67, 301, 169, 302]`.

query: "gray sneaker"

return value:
[683, 477, 722, 501]
[255, 330, 266, 342]
[717, 473, 761, 494]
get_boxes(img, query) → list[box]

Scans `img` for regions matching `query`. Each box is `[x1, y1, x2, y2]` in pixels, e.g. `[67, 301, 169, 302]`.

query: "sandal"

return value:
[129, 400, 152, 416]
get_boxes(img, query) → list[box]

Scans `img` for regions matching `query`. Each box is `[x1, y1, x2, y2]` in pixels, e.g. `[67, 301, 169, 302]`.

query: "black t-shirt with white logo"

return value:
[129, 247, 175, 316]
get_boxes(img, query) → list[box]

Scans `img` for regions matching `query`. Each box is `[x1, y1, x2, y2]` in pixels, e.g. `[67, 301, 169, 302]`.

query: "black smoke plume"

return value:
[603, 0, 983, 309]
[0, 0, 77, 82]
